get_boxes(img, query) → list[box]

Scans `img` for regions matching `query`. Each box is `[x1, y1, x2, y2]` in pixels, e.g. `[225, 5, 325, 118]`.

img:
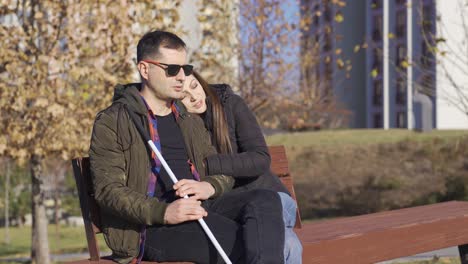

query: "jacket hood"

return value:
[112, 83, 147, 115]
[115, 82, 190, 118]
[209, 83, 234, 104]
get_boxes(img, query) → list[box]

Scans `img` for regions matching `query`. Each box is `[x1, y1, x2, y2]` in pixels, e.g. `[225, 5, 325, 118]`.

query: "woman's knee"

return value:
[284, 229, 303, 263]
[277, 192, 297, 228]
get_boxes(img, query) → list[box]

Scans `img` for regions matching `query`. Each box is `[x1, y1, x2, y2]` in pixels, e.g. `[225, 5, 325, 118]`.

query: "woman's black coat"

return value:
[203, 84, 289, 195]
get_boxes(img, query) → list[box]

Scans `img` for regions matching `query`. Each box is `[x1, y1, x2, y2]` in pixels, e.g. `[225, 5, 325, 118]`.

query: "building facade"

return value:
[434, 0, 468, 129]
[366, 0, 437, 129]
[301, 0, 468, 129]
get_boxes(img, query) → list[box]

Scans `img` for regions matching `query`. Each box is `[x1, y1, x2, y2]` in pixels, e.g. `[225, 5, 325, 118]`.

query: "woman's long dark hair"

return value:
[193, 71, 232, 154]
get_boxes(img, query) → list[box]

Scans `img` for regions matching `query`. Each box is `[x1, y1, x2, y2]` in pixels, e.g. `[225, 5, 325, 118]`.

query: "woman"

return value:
[180, 71, 303, 264]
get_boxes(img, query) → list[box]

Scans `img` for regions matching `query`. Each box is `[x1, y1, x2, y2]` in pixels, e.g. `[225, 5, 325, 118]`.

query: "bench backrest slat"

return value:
[268, 146, 302, 228]
[71, 158, 101, 261]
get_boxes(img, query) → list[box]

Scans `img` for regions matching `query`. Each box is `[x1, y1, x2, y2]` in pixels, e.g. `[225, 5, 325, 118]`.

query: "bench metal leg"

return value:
[459, 244, 468, 264]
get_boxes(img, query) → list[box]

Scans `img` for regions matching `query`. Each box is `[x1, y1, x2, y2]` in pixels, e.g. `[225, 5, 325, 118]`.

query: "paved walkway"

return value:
[377, 246, 459, 263]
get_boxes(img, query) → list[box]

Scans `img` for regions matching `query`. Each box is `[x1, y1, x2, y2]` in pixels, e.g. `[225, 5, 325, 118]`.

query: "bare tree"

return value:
[413, 0, 468, 117]
[191, 0, 240, 89]
[280, 0, 352, 130]
[189, 0, 351, 130]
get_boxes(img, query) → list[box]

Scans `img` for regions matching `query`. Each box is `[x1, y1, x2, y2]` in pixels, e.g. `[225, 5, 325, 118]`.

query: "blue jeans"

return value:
[278, 192, 303, 264]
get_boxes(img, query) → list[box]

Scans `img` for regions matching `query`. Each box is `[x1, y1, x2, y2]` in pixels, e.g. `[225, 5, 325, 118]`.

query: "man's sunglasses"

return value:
[142, 60, 193, 77]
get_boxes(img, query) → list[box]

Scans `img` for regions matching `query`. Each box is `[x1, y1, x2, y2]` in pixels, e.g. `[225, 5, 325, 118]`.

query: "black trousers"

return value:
[143, 189, 285, 264]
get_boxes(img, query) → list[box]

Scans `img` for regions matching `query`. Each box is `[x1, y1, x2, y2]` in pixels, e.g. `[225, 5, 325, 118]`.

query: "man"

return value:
[89, 30, 285, 264]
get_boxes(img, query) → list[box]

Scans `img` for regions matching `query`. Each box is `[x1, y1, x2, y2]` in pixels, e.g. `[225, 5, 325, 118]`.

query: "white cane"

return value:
[147, 141, 233, 264]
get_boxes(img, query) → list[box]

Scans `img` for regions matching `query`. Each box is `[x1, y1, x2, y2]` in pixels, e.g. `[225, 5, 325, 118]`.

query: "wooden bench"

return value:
[71, 145, 468, 264]
[70, 146, 300, 263]
[299, 201, 468, 263]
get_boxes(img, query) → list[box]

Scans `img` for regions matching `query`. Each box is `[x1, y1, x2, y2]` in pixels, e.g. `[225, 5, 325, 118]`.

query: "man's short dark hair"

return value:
[137, 30, 187, 62]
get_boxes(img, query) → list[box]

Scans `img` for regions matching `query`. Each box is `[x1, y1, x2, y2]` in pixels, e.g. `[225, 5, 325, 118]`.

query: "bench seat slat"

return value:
[299, 201, 468, 263]
[300, 201, 468, 241]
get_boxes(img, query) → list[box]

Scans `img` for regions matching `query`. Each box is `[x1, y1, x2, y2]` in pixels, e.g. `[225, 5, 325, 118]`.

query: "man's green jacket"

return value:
[89, 83, 234, 263]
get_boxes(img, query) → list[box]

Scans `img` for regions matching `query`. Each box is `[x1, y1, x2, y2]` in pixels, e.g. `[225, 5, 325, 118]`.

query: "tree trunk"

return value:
[54, 184, 60, 250]
[4, 160, 10, 245]
[30, 155, 50, 264]
[17, 216, 23, 227]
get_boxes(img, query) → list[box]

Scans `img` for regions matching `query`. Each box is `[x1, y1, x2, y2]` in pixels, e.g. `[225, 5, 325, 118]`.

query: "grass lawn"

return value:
[0, 225, 109, 258]
[266, 129, 468, 148]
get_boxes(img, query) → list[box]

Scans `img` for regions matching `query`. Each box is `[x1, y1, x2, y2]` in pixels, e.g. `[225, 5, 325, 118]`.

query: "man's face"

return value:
[182, 75, 207, 114]
[139, 47, 188, 100]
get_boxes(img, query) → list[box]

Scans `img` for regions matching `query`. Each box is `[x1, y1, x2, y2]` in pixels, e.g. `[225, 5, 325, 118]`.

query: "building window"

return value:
[313, 4, 320, 26]
[396, 0, 406, 5]
[396, 10, 406, 38]
[422, 4, 434, 34]
[372, 16, 382, 42]
[372, 48, 382, 74]
[373, 80, 383, 106]
[371, 0, 382, 9]
[396, 45, 407, 67]
[315, 66, 321, 83]
[396, 78, 406, 105]
[421, 41, 429, 66]
[314, 33, 320, 43]
[420, 75, 434, 96]
[324, 62, 333, 81]
[421, 4, 435, 70]
[373, 113, 383, 128]
[323, 35, 332, 52]
[324, 0, 331, 22]
[396, 112, 407, 128]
